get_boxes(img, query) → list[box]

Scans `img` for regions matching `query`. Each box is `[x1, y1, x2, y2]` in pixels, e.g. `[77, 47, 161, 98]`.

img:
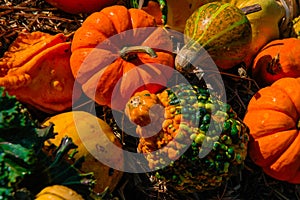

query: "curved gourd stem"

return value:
[119, 45, 157, 61]
[240, 4, 262, 15]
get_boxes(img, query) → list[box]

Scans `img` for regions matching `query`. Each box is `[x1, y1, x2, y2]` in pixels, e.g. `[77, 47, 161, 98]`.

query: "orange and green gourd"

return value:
[125, 83, 249, 192]
[175, 2, 254, 71]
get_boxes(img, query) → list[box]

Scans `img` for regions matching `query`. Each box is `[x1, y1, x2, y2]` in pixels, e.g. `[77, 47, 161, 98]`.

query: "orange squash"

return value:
[70, 5, 174, 111]
[251, 38, 300, 87]
[243, 77, 300, 184]
[43, 111, 124, 194]
[0, 31, 82, 113]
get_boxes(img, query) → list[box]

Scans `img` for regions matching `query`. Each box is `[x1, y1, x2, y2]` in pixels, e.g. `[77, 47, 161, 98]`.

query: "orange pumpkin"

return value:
[45, 0, 117, 14]
[251, 38, 300, 87]
[70, 5, 174, 110]
[243, 77, 300, 184]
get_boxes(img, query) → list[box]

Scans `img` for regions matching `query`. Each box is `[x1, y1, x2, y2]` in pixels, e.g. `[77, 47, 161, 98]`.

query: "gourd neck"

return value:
[119, 45, 157, 61]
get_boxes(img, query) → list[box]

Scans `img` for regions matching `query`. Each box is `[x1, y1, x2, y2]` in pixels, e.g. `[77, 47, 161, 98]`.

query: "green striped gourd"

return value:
[125, 83, 249, 192]
[175, 2, 252, 71]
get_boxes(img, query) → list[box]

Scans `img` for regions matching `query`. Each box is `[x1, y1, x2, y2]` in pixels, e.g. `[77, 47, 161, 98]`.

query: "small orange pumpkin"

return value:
[243, 77, 300, 184]
[251, 38, 300, 87]
[70, 5, 174, 110]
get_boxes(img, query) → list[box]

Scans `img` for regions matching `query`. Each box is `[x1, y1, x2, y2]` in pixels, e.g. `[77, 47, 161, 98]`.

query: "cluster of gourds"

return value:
[1, 0, 300, 198]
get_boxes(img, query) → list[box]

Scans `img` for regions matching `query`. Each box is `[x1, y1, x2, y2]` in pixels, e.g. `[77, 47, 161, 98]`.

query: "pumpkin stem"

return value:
[240, 4, 262, 15]
[267, 53, 282, 75]
[119, 45, 157, 61]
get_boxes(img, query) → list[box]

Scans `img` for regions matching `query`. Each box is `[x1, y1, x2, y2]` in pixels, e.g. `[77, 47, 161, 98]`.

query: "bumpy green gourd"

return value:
[175, 2, 252, 71]
[126, 83, 249, 192]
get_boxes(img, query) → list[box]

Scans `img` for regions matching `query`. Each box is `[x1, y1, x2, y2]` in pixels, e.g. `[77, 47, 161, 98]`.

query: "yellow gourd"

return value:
[43, 111, 124, 194]
[35, 185, 84, 200]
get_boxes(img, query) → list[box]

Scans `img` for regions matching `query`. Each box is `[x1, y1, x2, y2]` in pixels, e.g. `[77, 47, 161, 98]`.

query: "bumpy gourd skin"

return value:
[126, 83, 249, 192]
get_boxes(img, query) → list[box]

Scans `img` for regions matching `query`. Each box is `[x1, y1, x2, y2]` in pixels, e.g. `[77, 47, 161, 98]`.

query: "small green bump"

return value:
[220, 144, 228, 151]
[215, 154, 223, 160]
[223, 162, 230, 173]
[227, 147, 234, 155]
[213, 141, 221, 150]
[203, 114, 211, 124]
[235, 153, 242, 164]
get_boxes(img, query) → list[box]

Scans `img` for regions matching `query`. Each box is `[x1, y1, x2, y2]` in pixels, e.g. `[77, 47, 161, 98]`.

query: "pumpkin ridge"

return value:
[246, 106, 298, 125]
[272, 84, 300, 119]
[249, 130, 298, 167]
[248, 85, 300, 122]
[84, 12, 118, 38]
[266, 132, 300, 180]
[102, 6, 132, 34]
[252, 126, 296, 139]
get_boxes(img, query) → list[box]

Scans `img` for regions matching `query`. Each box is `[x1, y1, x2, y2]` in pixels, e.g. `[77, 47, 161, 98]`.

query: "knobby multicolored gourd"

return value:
[43, 111, 124, 195]
[175, 2, 256, 71]
[70, 5, 174, 111]
[251, 38, 300, 87]
[0, 31, 82, 114]
[0, 87, 94, 199]
[125, 83, 249, 192]
[243, 77, 300, 184]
